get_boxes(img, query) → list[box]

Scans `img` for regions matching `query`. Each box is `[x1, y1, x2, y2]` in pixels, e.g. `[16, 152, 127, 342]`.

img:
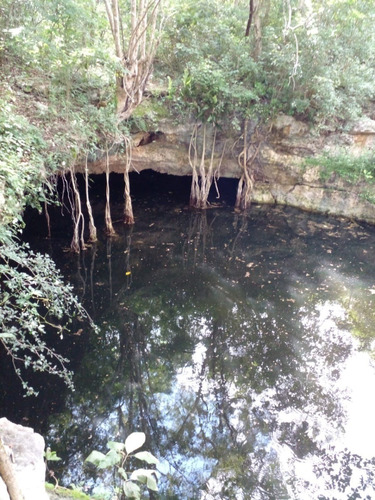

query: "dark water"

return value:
[7, 178, 375, 499]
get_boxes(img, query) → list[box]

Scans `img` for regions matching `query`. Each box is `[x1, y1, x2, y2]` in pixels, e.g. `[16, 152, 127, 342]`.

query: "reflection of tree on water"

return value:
[42, 208, 375, 499]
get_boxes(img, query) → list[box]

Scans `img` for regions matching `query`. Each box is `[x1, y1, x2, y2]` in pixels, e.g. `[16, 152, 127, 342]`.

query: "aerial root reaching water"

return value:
[189, 123, 225, 209]
[234, 120, 262, 211]
[84, 153, 97, 242]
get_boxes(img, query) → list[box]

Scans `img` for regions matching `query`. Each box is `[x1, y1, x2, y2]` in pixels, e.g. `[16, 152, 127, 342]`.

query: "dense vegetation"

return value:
[0, 0, 374, 390]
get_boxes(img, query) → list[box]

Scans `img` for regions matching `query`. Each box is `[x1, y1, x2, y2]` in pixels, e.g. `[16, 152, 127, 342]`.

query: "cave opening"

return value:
[91, 169, 239, 207]
[24, 170, 240, 242]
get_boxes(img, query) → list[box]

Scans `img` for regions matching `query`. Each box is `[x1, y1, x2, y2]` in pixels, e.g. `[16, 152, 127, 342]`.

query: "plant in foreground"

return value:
[86, 432, 158, 499]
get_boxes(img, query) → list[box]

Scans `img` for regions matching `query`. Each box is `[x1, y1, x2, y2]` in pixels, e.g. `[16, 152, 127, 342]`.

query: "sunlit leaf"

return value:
[85, 449, 120, 469]
[130, 469, 158, 491]
[85, 450, 107, 467]
[44, 449, 61, 461]
[146, 475, 158, 492]
[102, 449, 122, 468]
[123, 481, 141, 499]
[125, 432, 145, 454]
[118, 467, 128, 480]
[107, 440, 125, 452]
[0, 333, 16, 340]
[133, 451, 159, 465]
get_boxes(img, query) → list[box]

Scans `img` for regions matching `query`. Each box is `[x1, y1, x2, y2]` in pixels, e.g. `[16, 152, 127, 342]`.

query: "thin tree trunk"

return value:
[123, 136, 134, 224]
[245, 0, 263, 60]
[105, 145, 116, 236]
[44, 201, 51, 239]
[104, 0, 162, 121]
[189, 123, 200, 207]
[0, 440, 24, 500]
[235, 121, 262, 211]
[189, 124, 223, 209]
[70, 166, 86, 252]
[84, 155, 97, 242]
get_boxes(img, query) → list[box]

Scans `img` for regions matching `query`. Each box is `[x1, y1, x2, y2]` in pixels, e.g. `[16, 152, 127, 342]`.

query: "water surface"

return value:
[16, 195, 375, 499]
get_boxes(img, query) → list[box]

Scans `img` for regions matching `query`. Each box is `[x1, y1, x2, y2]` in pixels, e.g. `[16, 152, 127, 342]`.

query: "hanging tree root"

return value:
[84, 153, 97, 242]
[234, 120, 262, 212]
[104, 143, 116, 236]
[123, 135, 135, 225]
[189, 123, 225, 209]
[64, 166, 86, 253]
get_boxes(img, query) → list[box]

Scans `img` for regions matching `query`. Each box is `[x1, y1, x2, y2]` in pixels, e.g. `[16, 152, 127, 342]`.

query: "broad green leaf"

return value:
[44, 449, 61, 462]
[107, 440, 125, 452]
[125, 432, 145, 454]
[123, 481, 141, 499]
[118, 467, 128, 480]
[146, 475, 158, 492]
[101, 449, 121, 468]
[130, 469, 158, 491]
[85, 450, 107, 467]
[85, 449, 120, 469]
[133, 451, 159, 465]
[130, 470, 148, 484]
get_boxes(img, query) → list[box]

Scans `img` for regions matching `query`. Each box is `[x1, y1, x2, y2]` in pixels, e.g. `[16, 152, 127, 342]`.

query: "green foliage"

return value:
[45, 482, 92, 499]
[0, 98, 48, 237]
[0, 93, 96, 396]
[160, 0, 375, 128]
[305, 150, 375, 184]
[0, 241, 92, 395]
[130, 98, 170, 132]
[161, 0, 264, 125]
[86, 432, 159, 499]
[44, 448, 62, 462]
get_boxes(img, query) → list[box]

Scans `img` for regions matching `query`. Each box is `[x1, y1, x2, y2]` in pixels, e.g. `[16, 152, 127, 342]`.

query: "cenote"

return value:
[3, 171, 375, 499]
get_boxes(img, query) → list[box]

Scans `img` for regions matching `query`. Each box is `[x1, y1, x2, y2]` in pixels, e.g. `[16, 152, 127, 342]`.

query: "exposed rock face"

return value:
[84, 114, 375, 224]
[0, 417, 48, 500]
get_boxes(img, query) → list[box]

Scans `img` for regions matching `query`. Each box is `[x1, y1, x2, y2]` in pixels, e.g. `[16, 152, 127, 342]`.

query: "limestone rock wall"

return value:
[84, 114, 375, 224]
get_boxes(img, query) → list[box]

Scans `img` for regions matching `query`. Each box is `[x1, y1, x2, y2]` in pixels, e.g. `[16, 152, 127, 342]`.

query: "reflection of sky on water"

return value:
[15, 205, 375, 499]
[341, 352, 375, 457]
[142, 299, 375, 499]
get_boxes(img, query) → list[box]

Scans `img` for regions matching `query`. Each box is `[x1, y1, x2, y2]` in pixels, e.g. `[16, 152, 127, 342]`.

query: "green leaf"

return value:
[130, 469, 158, 491]
[85, 450, 107, 467]
[0, 333, 16, 340]
[85, 449, 120, 469]
[102, 449, 122, 468]
[125, 432, 145, 454]
[123, 481, 141, 499]
[118, 467, 128, 480]
[133, 451, 159, 465]
[107, 440, 125, 452]
[146, 475, 158, 492]
[44, 449, 61, 462]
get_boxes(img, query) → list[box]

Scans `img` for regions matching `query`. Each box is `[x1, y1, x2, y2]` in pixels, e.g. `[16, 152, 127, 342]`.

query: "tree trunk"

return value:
[104, 0, 162, 121]
[235, 120, 255, 211]
[245, 0, 263, 60]
[70, 166, 86, 252]
[189, 124, 223, 209]
[84, 155, 97, 242]
[123, 136, 135, 225]
[0, 440, 24, 500]
[105, 146, 116, 236]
